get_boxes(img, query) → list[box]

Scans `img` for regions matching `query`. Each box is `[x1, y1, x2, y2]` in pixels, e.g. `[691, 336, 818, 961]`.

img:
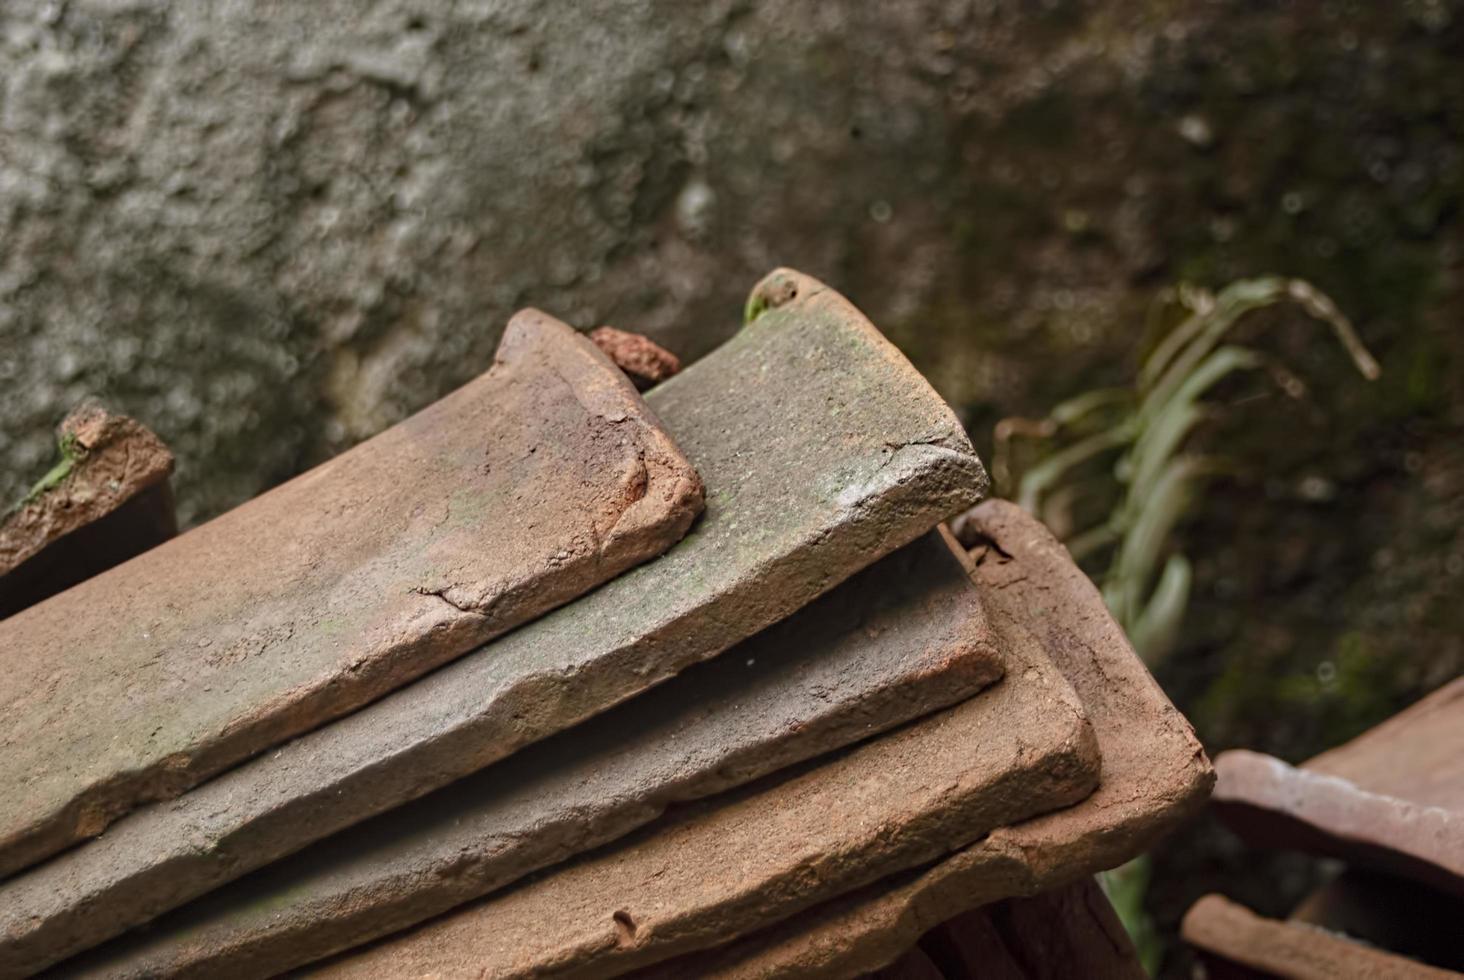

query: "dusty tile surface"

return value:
[653, 501, 1213, 978]
[5, 269, 987, 976]
[0, 310, 704, 880]
[0, 404, 176, 620]
[58, 532, 1005, 979]
[309, 538, 1098, 980]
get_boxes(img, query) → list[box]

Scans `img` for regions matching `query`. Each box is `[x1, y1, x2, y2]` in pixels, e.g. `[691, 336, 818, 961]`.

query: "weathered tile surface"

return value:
[58, 532, 1005, 979]
[866, 878, 1144, 980]
[1305, 676, 1463, 812]
[3, 269, 988, 976]
[1212, 677, 1464, 897]
[0, 404, 176, 621]
[0, 310, 705, 880]
[1211, 749, 1464, 898]
[309, 538, 1099, 980]
[652, 501, 1213, 978]
[1182, 894, 1456, 980]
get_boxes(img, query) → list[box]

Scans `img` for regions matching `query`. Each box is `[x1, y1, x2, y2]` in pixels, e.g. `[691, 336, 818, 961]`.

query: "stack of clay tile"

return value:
[1183, 679, 1464, 978]
[0, 269, 1213, 980]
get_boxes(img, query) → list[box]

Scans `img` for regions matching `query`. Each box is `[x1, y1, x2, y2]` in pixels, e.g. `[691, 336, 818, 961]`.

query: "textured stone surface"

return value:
[0, 403, 175, 620]
[1182, 894, 1455, 980]
[1212, 750, 1464, 899]
[0, 0, 1157, 525]
[865, 878, 1145, 980]
[1212, 678, 1464, 897]
[3, 270, 986, 977]
[310, 544, 1098, 980]
[0, 310, 703, 880]
[61, 531, 1006, 979]
[589, 327, 681, 391]
[653, 501, 1213, 978]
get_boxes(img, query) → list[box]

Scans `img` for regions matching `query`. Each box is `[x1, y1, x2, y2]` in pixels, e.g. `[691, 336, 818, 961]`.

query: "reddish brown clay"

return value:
[1212, 677, 1464, 897]
[0, 404, 176, 620]
[1212, 750, 1464, 898]
[1306, 677, 1464, 813]
[1182, 893, 1455, 979]
[52, 533, 1004, 979]
[647, 501, 1213, 978]
[10, 270, 989, 977]
[589, 326, 681, 390]
[310, 536, 1099, 980]
[0, 309, 704, 880]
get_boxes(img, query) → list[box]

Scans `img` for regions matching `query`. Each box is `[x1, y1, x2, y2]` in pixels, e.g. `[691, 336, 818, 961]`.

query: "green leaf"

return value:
[1100, 857, 1163, 975]
[1126, 345, 1264, 506]
[1016, 425, 1134, 516]
[1131, 553, 1193, 665]
[1106, 455, 1209, 627]
[1049, 387, 1134, 429]
[1141, 278, 1287, 412]
[1139, 277, 1283, 394]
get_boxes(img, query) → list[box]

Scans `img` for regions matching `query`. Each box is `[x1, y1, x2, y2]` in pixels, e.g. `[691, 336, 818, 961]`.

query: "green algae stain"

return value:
[9, 431, 85, 516]
[743, 290, 771, 325]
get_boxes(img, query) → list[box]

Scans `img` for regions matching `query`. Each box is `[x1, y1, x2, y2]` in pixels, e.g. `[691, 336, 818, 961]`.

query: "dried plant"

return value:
[994, 276, 1379, 666]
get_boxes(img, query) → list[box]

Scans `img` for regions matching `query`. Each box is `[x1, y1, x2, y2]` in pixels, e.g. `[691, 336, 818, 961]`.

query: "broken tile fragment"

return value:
[57, 532, 1006, 978]
[1, 269, 988, 976]
[1212, 678, 1464, 898]
[1182, 893, 1455, 980]
[1212, 749, 1464, 899]
[307, 540, 1098, 980]
[589, 326, 681, 390]
[647, 501, 1213, 978]
[0, 310, 705, 880]
[0, 403, 176, 620]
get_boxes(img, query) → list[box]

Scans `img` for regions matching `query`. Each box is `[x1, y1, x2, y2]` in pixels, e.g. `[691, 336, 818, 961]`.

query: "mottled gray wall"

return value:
[8, 1, 1457, 524]
[2, 0, 987, 522]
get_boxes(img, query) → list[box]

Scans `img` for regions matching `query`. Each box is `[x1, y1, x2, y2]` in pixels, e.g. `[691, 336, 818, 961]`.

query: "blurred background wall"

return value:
[2, 0, 1461, 970]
